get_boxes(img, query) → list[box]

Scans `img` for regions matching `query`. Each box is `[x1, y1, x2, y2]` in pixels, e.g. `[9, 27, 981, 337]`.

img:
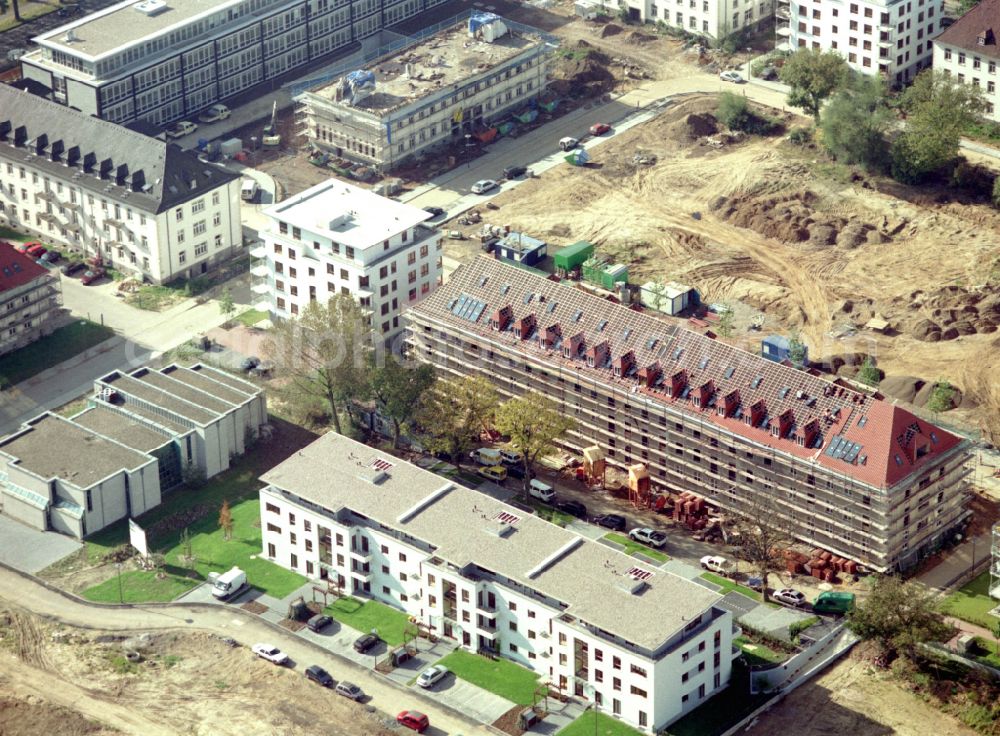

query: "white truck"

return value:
[212, 566, 249, 600]
[471, 448, 502, 466]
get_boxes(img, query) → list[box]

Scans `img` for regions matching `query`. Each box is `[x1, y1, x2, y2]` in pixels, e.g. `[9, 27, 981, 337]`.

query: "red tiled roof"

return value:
[0, 242, 47, 293]
[409, 257, 965, 490]
[935, 0, 1000, 57]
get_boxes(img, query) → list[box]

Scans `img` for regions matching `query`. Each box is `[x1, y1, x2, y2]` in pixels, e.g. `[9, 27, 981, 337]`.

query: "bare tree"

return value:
[727, 491, 794, 603]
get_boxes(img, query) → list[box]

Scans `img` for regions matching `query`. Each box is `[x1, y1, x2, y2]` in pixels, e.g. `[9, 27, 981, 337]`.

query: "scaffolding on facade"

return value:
[991, 523, 1000, 600]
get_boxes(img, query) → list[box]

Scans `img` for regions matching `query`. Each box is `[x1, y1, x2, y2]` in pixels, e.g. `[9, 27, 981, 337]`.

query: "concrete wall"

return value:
[0, 490, 47, 530]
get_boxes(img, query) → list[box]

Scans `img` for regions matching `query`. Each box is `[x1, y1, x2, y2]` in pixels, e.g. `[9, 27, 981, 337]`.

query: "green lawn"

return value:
[528, 500, 575, 528]
[970, 637, 1000, 668]
[82, 569, 197, 603]
[325, 596, 412, 646]
[233, 309, 269, 327]
[700, 572, 763, 602]
[0, 226, 23, 240]
[603, 533, 670, 563]
[0, 1, 59, 32]
[557, 711, 643, 736]
[435, 649, 544, 706]
[0, 320, 114, 388]
[126, 284, 185, 311]
[942, 570, 998, 629]
[734, 636, 787, 666]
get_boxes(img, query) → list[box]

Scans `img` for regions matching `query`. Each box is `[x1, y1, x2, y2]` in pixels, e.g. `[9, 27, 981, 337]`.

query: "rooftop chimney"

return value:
[774, 408, 795, 439]
[540, 323, 561, 349]
[801, 418, 821, 448]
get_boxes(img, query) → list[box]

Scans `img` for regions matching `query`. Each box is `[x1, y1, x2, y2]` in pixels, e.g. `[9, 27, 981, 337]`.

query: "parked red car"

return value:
[81, 267, 106, 285]
[26, 243, 47, 258]
[396, 711, 429, 733]
[589, 122, 611, 136]
[14, 242, 33, 254]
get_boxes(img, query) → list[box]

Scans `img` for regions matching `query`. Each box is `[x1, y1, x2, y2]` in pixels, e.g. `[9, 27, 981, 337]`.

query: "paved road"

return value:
[0, 563, 491, 736]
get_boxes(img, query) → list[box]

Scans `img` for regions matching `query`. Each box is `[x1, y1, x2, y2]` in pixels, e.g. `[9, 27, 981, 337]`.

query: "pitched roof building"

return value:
[406, 257, 973, 572]
[0, 85, 242, 283]
[0, 241, 62, 359]
[933, 0, 1000, 119]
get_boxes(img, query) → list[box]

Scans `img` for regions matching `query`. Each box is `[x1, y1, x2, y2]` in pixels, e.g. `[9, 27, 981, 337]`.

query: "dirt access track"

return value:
[449, 91, 1000, 440]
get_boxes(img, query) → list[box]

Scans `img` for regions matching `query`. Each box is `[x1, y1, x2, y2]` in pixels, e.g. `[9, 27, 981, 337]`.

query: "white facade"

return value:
[21, 0, 449, 126]
[777, 0, 944, 84]
[932, 3, 1000, 119]
[257, 433, 737, 733]
[618, 0, 775, 41]
[254, 180, 442, 341]
[302, 18, 550, 171]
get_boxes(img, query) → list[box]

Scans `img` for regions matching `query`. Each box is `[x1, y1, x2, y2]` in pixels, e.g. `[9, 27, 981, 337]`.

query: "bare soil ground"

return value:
[448, 91, 1000, 441]
[745, 655, 975, 736]
[0, 608, 394, 736]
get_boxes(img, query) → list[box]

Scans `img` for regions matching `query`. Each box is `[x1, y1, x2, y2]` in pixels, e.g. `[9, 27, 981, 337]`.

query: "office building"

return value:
[618, 0, 775, 42]
[260, 431, 737, 733]
[777, 0, 944, 84]
[0, 85, 242, 284]
[0, 242, 63, 358]
[405, 258, 972, 572]
[252, 179, 442, 341]
[933, 0, 1000, 118]
[0, 363, 266, 537]
[20, 0, 450, 126]
[299, 14, 551, 171]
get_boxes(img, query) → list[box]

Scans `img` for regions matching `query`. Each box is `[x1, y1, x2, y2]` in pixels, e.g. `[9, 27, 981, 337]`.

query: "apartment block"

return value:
[0, 242, 63, 358]
[0, 85, 242, 284]
[260, 431, 737, 733]
[21, 0, 450, 127]
[618, 0, 775, 41]
[0, 363, 266, 537]
[405, 258, 972, 572]
[299, 14, 550, 172]
[933, 0, 1000, 118]
[777, 0, 944, 84]
[253, 179, 442, 342]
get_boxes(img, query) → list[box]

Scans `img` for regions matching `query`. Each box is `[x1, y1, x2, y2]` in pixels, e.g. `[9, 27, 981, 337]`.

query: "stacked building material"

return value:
[673, 491, 709, 529]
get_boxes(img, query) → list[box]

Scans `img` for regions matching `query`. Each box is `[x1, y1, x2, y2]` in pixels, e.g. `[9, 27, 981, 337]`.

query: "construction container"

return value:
[583, 257, 629, 290]
[553, 241, 594, 273]
[762, 334, 809, 365]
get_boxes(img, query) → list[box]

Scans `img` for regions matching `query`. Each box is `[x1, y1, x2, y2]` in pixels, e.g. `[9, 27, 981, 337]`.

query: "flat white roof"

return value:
[263, 179, 432, 250]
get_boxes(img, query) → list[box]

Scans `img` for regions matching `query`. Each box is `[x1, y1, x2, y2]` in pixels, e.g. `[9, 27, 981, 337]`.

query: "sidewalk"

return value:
[917, 529, 992, 593]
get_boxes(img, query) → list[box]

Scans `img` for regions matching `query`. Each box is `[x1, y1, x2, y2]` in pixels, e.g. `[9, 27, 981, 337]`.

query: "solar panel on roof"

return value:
[448, 298, 459, 310]
[471, 303, 486, 322]
[858, 416, 867, 428]
[844, 444, 862, 463]
[11, 264, 21, 272]
[835, 441, 852, 460]
[451, 295, 468, 315]
[825, 436, 844, 457]
[724, 367, 735, 379]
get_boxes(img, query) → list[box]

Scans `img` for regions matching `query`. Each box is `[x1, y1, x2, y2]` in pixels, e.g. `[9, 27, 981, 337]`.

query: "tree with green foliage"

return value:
[219, 500, 233, 541]
[494, 393, 575, 497]
[717, 305, 734, 337]
[218, 287, 235, 319]
[180, 527, 194, 565]
[368, 359, 436, 448]
[856, 356, 880, 387]
[717, 92, 752, 131]
[957, 0, 979, 13]
[413, 375, 500, 469]
[262, 295, 371, 434]
[820, 75, 893, 171]
[787, 331, 807, 366]
[779, 48, 849, 122]
[928, 380, 956, 413]
[992, 176, 1000, 209]
[847, 576, 953, 657]
[891, 71, 987, 183]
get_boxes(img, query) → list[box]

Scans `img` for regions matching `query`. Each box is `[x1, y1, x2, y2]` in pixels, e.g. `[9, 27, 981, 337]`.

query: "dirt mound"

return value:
[600, 23, 622, 37]
[664, 112, 719, 143]
[899, 285, 1000, 341]
[549, 44, 615, 98]
[628, 30, 656, 43]
[880, 376, 927, 403]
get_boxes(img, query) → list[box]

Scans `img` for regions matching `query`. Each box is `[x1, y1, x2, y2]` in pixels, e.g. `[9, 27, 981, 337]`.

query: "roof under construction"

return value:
[309, 17, 543, 116]
[407, 257, 965, 490]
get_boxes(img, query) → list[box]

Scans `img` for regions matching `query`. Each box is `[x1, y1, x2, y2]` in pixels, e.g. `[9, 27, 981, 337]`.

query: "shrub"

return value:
[787, 127, 813, 145]
[993, 176, 1000, 209]
[717, 92, 782, 135]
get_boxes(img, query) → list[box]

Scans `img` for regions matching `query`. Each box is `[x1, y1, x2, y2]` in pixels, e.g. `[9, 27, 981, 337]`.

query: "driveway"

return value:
[414, 672, 515, 725]
[0, 517, 81, 574]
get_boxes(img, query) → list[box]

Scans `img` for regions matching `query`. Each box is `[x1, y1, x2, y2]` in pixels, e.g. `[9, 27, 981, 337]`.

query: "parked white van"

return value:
[528, 479, 555, 503]
[471, 447, 502, 466]
[499, 448, 523, 465]
[241, 178, 260, 202]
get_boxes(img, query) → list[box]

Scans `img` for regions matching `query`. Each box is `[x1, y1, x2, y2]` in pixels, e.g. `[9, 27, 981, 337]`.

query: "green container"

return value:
[553, 241, 594, 272]
[601, 263, 629, 290]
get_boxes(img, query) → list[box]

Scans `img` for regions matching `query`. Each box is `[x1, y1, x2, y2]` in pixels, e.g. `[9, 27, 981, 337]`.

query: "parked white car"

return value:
[559, 136, 579, 151]
[719, 70, 744, 83]
[773, 588, 807, 607]
[628, 527, 668, 549]
[471, 179, 498, 195]
[165, 120, 198, 139]
[198, 103, 231, 123]
[251, 643, 289, 665]
[699, 555, 733, 574]
[416, 664, 449, 688]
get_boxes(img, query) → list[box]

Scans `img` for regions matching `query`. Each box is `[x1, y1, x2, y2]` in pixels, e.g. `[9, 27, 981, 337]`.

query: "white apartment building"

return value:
[0, 243, 62, 359]
[777, 0, 944, 84]
[21, 0, 449, 126]
[0, 86, 243, 284]
[254, 179, 442, 342]
[300, 14, 551, 172]
[259, 432, 737, 733]
[617, 0, 775, 41]
[933, 0, 1000, 118]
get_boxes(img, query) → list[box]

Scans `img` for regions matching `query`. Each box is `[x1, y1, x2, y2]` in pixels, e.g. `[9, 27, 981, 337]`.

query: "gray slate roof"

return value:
[0, 84, 237, 214]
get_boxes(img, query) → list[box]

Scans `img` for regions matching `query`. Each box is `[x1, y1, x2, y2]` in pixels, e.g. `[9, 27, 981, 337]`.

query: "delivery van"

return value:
[528, 479, 555, 503]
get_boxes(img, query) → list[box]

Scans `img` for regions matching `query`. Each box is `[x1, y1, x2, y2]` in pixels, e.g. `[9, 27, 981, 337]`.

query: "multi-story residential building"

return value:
[0, 363, 267, 537]
[260, 431, 737, 733]
[618, 0, 775, 42]
[20, 0, 452, 127]
[0, 86, 242, 284]
[253, 179, 442, 342]
[776, 0, 945, 84]
[933, 0, 1000, 118]
[299, 14, 551, 172]
[406, 258, 972, 572]
[0, 242, 62, 358]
